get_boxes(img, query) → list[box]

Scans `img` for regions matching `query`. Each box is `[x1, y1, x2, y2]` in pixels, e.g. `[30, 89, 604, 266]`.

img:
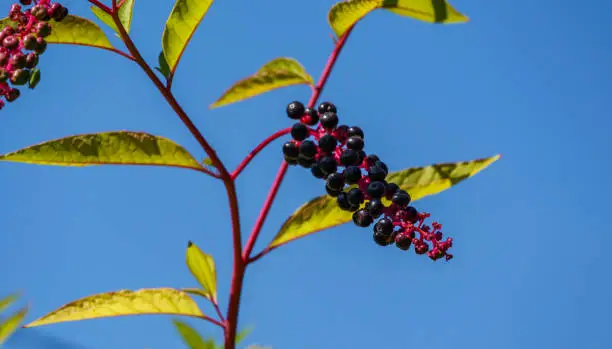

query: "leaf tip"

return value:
[187, 240, 194, 248]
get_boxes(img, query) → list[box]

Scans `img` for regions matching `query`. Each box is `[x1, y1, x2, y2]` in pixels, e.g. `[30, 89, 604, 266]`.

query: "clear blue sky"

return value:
[2, 0, 611, 348]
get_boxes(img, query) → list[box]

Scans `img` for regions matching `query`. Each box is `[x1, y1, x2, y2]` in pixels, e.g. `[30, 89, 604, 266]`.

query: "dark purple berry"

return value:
[298, 157, 315, 168]
[395, 233, 412, 250]
[415, 243, 429, 254]
[286, 101, 305, 120]
[282, 141, 299, 159]
[368, 164, 387, 181]
[5, 88, 20, 102]
[10, 69, 29, 85]
[365, 198, 383, 218]
[299, 140, 317, 159]
[405, 206, 419, 223]
[35, 22, 52, 38]
[318, 156, 337, 175]
[342, 166, 362, 184]
[347, 126, 364, 139]
[0, 69, 8, 83]
[356, 150, 366, 165]
[346, 188, 363, 207]
[19, 0, 33, 5]
[375, 161, 389, 174]
[366, 154, 380, 164]
[22, 34, 37, 50]
[373, 231, 392, 246]
[320, 112, 339, 130]
[340, 149, 360, 167]
[32, 5, 50, 21]
[25, 52, 38, 69]
[291, 123, 309, 141]
[391, 190, 411, 208]
[2, 36, 19, 50]
[385, 183, 400, 198]
[352, 209, 373, 227]
[337, 192, 352, 211]
[51, 5, 69, 22]
[0, 52, 8, 66]
[285, 156, 298, 165]
[318, 134, 337, 153]
[335, 125, 349, 143]
[317, 101, 336, 114]
[311, 164, 325, 179]
[9, 53, 26, 69]
[326, 186, 342, 197]
[374, 218, 394, 236]
[326, 172, 345, 191]
[346, 136, 364, 151]
[35, 37, 47, 54]
[367, 181, 386, 198]
[301, 108, 319, 126]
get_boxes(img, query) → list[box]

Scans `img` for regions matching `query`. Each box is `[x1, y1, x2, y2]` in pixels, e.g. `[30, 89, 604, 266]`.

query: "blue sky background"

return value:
[1, 0, 611, 348]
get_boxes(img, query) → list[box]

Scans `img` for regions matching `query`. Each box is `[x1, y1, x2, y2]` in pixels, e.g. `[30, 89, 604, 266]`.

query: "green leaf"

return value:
[267, 155, 500, 249]
[156, 51, 171, 79]
[0, 131, 204, 172]
[328, 0, 468, 37]
[210, 57, 314, 109]
[236, 326, 253, 345]
[0, 307, 27, 345]
[0, 294, 19, 314]
[28, 68, 41, 90]
[162, 0, 214, 74]
[90, 0, 135, 35]
[173, 319, 217, 349]
[186, 241, 217, 302]
[24, 288, 205, 328]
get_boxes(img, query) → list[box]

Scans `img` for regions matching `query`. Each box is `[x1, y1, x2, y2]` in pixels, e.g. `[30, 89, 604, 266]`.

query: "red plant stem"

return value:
[231, 127, 292, 180]
[200, 314, 226, 328]
[88, 0, 111, 14]
[223, 26, 355, 349]
[213, 301, 225, 322]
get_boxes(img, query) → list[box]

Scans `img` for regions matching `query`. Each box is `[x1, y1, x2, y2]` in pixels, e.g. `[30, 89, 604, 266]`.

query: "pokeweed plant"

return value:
[0, 0, 500, 348]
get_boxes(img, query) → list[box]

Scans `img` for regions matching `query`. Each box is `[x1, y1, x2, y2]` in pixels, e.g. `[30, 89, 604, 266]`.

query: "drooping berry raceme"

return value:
[0, 0, 68, 110]
[281, 100, 453, 261]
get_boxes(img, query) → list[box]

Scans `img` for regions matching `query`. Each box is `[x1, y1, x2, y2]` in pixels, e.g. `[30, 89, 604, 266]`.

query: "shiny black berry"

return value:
[50, 3, 69, 22]
[34, 37, 47, 54]
[391, 190, 411, 208]
[320, 112, 339, 130]
[385, 183, 400, 198]
[366, 154, 380, 164]
[311, 164, 325, 179]
[5, 88, 20, 102]
[285, 157, 298, 165]
[340, 149, 360, 167]
[317, 101, 336, 114]
[299, 140, 317, 159]
[337, 192, 352, 211]
[395, 233, 412, 250]
[375, 161, 389, 174]
[374, 217, 394, 236]
[318, 134, 337, 153]
[346, 188, 364, 207]
[286, 101, 305, 120]
[352, 209, 373, 227]
[374, 231, 392, 246]
[367, 181, 386, 198]
[298, 157, 315, 168]
[10, 69, 29, 85]
[291, 123, 309, 141]
[301, 108, 319, 126]
[326, 172, 345, 191]
[318, 156, 337, 175]
[25, 53, 38, 69]
[347, 126, 364, 139]
[326, 186, 342, 197]
[365, 198, 384, 218]
[19, 0, 33, 5]
[282, 141, 299, 159]
[368, 164, 387, 181]
[342, 166, 362, 184]
[405, 206, 419, 223]
[346, 136, 364, 151]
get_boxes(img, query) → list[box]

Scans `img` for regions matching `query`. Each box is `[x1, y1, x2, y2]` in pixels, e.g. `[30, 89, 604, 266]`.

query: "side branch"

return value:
[231, 128, 292, 180]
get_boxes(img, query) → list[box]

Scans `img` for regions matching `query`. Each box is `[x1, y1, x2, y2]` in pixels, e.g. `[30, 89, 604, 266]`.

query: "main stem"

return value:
[223, 27, 355, 349]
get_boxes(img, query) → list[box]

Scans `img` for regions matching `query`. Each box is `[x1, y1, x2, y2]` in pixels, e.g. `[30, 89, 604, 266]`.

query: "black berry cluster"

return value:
[282, 101, 453, 261]
[0, 0, 68, 110]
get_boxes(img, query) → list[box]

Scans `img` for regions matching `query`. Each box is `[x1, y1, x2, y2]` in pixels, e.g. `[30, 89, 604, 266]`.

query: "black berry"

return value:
[373, 231, 392, 246]
[291, 123, 309, 141]
[285, 156, 298, 165]
[365, 199, 384, 219]
[5, 88, 20, 102]
[391, 190, 411, 208]
[366, 154, 380, 165]
[342, 166, 362, 184]
[385, 183, 400, 198]
[311, 164, 326, 179]
[51, 4, 69, 22]
[346, 188, 364, 207]
[347, 126, 364, 139]
[318, 156, 337, 175]
[337, 193, 352, 211]
[35, 21, 52, 38]
[317, 101, 337, 114]
[395, 234, 412, 250]
[282, 141, 299, 159]
[335, 125, 349, 143]
[374, 217, 394, 236]
[367, 181, 386, 198]
[352, 209, 373, 227]
[375, 161, 389, 174]
[286, 101, 305, 120]
[298, 157, 315, 168]
[340, 149, 360, 167]
[19, 0, 33, 5]
[299, 140, 317, 159]
[368, 164, 387, 181]
[320, 112, 339, 130]
[34, 37, 47, 54]
[10, 69, 29, 85]
[326, 172, 345, 191]
[25, 53, 38, 69]
[22, 34, 37, 50]
[405, 206, 419, 223]
[9, 53, 26, 69]
[326, 186, 342, 197]
[301, 108, 319, 126]
[346, 136, 364, 151]
[318, 134, 337, 153]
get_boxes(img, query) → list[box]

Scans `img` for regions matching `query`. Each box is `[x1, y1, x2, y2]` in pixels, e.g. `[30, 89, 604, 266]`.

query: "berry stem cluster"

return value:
[86, 1, 356, 348]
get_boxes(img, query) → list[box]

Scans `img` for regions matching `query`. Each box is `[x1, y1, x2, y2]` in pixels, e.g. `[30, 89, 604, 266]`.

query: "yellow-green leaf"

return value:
[186, 241, 217, 302]
[267, 155, 500, 249]
[173, 319, 216, 349]
[47, 15, 114, 50]
[0, 307, 27, 345]
[210, 57, 314, 109]
[162, 0, 214, 74]
[328, 0, 468, 37]
[0, 131, 204, 171]
[24, 288, 205, 328]
[0, 294, 19, 314]
[91, 0, 136, 35]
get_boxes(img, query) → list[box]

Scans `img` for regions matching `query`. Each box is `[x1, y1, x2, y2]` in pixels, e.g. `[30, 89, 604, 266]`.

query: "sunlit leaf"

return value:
[90, 0, 136, 35]
[0, 307, 27, 345]
[0, 294, 19, 314]
[173, 319, 216, 349]
[24, 288, 205, 328]
[210, 57, 314, 108]
[156, 51, 171, 79]
[328, 0, 468, 37]
[0, 131, 204, 172]
[186, 241, 217, 302]
[267, 155, 500, 249]
[162, 0, 214, 74]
